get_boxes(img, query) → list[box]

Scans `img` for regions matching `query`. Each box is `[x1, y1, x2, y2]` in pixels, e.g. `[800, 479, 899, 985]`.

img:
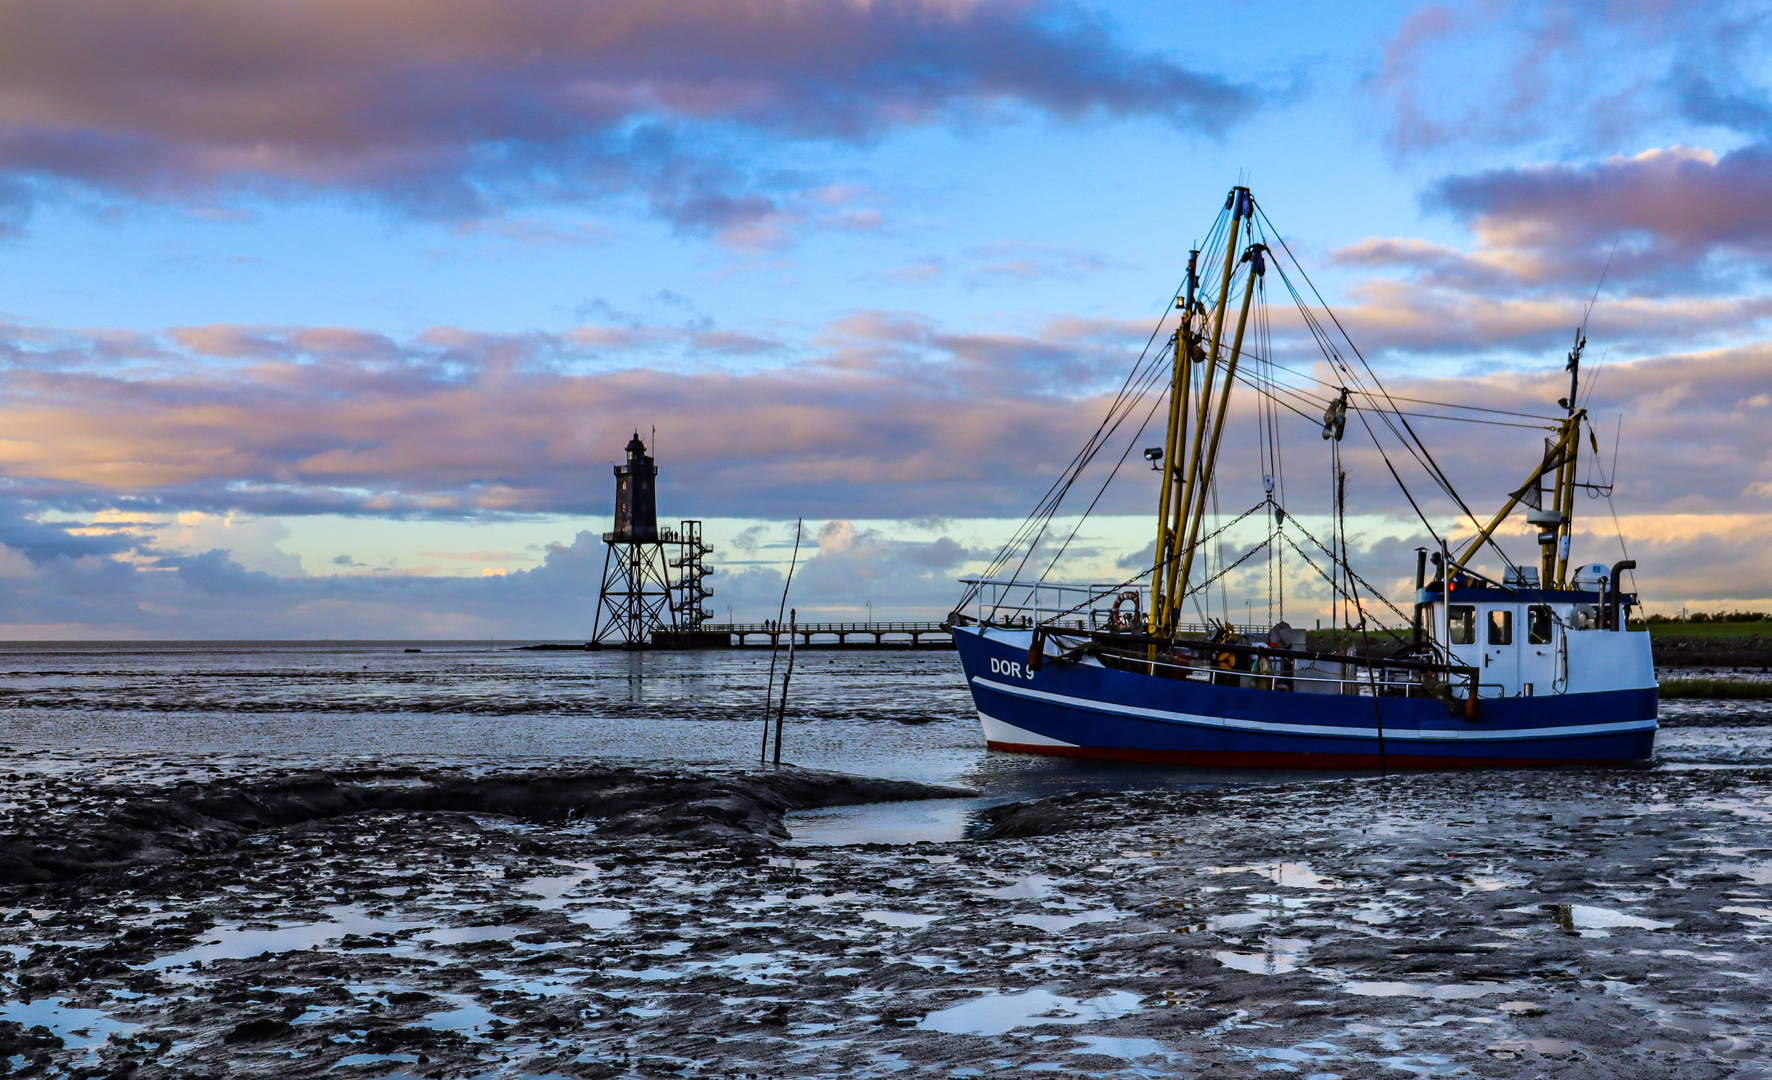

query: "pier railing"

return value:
[700, 621, 952, 646]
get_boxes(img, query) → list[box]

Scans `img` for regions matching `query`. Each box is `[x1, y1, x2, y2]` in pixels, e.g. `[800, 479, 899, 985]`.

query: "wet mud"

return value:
[0, 766, 972, 883]
[2, 759, 1771, 1078]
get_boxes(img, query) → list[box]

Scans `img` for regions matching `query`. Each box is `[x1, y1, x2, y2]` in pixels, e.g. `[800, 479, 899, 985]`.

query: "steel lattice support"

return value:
[591, 537, 678, 648]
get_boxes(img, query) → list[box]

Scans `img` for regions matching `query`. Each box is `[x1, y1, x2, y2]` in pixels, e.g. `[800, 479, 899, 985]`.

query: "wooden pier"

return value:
[701, 621, 952, 648]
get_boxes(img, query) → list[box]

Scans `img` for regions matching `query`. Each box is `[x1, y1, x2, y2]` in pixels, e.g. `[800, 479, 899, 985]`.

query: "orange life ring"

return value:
[1109, 590, 1142, 631]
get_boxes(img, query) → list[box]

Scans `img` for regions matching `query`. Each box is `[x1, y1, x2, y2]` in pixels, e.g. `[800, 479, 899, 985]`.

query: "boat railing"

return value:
[1092, 651, 1439, 698]
[1028, 628, 1477, 701]
[958, 578, 1269, 636]
[959, 577, 1139, 630]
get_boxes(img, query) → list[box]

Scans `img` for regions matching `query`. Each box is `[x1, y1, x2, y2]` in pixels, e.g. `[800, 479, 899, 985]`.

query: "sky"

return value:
[0, 0, 1770, 638]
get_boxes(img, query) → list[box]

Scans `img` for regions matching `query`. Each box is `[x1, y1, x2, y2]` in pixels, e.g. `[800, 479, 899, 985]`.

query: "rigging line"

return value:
[1031, 565, 1155, 627]
[1578, 346, 1611, 412]
[974, 208, 1232, 596]
[1235, 365, 1561, 430]
[1279, 531, 1415, 629]
[970, 288, 1188, 590]
[1033, 498, 1270, 630]
[1583, 240, 1620, 330]
[1241, 361, 1453, 554]
[1248, 350, 1566, 421]
[974, 341, 1173, 598]
[1038, 363, 1171, 579]
[1179, 534, 1271, 604]
[1257, 207, 1491, 543]
[1265, 266, 1477, 517]
[1348, 406, 1560, 431]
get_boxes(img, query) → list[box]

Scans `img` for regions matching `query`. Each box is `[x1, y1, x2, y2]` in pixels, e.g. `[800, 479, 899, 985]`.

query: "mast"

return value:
[1149, 250, 1198, 634]
[1551, 328, 1585, 587]
[1150, 186, 1261, 636]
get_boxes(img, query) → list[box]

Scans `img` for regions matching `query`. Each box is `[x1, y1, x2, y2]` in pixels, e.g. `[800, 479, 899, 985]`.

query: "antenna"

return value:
[1561, 241, 1618, 415]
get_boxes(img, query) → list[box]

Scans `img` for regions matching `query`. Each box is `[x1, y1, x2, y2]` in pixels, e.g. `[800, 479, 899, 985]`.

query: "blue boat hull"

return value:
[954, 626, 1657, 767]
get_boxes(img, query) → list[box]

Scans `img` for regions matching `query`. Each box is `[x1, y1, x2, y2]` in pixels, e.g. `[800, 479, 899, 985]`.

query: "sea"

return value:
[0, 641, 1764, 843]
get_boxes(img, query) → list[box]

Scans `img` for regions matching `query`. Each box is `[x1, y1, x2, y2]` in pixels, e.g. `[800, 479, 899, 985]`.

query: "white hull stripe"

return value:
[970, 677, 1657, 743]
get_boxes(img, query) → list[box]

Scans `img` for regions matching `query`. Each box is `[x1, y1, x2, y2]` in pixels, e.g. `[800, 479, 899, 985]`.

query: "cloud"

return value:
[1320, 279, 1772, 355]
[1424, 145, 1772, 289]
[1373, 1, 1772, 155]
[883, 241, 1119, 285]
[0, 310, 1148, 522]
[0, 0, 1255, 238]
[0, 529, 619, 638]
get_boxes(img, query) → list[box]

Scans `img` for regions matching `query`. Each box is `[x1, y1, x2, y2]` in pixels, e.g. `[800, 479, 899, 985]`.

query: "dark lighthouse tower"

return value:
[590, 433, 717, 648]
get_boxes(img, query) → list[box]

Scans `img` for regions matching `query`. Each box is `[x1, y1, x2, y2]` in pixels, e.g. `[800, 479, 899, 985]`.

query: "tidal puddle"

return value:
[972, 876, 1057, 900]
[564, 908, 631, 929]
[1343, 980, 1518, 1000]
[1068, 1034, 1173, 1060]
[862, 910, 939, 929]
[141, 906, 425, 970]
[0, 997, 137, 1050]
[785, 799, 974, 846]
[1208, 862, 1338, 889]
[415, 997, 502, 1034]
[1514, 903, 1675, 935]
[1214, 937, 1310, 975]
[1011, 909, 1125, 933]
[918, 988, 1142, 1036]
[1487, 1037, 1581, 1060]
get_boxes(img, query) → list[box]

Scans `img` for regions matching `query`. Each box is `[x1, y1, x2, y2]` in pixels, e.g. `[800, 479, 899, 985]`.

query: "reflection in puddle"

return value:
[0, 997, 138, 1050]
[972, 876, 1056, 900]
[1213, 937, 1309, 975]
[1487, 1037, 1581, 1060]
[1068, 1035, 1174, 1061]
[1207, 862, 1338, 889]
[1344, 980, 1518, 1000]
[918, 988, 1142, 1036]
[416, 996, 501, 1034]
[565, 908, 631, 929]
[861, 910, 939, 929]
[785, 799, 973, 846]
[1011, 909, 1125, 933]
[1514, 903, 1675, 936]
[141, 906, 425, 970]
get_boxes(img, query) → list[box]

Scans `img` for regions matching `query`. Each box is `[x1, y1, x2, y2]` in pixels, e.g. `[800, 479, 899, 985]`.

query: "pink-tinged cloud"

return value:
[0, 308, 1769, 536]
[1426, 145, 1772, 287]
[0, 0, 1253, 234]
[1318, 279, 1772, 355]
[0, 313, 1154, 521]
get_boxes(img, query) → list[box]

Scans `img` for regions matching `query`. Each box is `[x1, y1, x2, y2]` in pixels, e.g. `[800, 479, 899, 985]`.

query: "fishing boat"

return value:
[948, 186, 1655, 768]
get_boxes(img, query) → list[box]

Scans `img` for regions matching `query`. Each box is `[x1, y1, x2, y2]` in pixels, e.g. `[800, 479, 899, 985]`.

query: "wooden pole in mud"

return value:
[774, 608, 798, 767]
[760, 520, 804, 764]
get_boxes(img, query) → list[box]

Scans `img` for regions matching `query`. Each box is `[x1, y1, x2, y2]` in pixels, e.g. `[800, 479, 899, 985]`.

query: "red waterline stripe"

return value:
[983, 741, 1645, 769]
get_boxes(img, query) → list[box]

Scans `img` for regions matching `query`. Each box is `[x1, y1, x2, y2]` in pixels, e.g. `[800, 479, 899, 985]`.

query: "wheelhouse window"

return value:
[1448, 605, 1475, 645]
[1528, 605, 1553, 645]
[1488, 609, 1513, 646]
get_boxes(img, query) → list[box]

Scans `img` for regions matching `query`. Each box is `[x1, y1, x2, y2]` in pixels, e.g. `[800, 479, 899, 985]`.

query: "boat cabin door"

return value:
[1445, 603, 1517, 697]
[1482, 606, 1519, 697]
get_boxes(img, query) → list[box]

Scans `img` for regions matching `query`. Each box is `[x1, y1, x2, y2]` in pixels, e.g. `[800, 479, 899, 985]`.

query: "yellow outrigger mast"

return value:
[1144, 188, 1594, 637]
[1149, 187, 1263, 636]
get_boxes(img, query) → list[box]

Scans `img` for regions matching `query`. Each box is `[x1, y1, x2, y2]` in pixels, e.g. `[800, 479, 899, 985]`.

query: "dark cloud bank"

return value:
[0, 0, 1252, 238]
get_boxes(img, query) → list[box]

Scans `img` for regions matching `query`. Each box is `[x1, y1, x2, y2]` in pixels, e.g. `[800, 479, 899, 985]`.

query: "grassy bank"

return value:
[1659, 677, 1772, 699]
[1642, 619, 1771, 640]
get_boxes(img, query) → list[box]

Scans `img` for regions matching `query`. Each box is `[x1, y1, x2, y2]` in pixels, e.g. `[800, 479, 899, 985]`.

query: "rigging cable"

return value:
[1256, 197, 1514, 568]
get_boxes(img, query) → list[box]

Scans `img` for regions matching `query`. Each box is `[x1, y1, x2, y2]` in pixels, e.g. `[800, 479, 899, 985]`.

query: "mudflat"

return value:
[1, 755, 1768, 1078]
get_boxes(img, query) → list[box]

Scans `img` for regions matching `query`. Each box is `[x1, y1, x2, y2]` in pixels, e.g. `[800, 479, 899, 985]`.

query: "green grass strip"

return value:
[1659, 678, 1772, 700]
